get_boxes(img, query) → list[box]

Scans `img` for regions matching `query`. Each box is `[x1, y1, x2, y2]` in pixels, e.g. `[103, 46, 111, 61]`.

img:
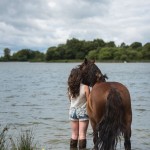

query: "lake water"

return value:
[0, 62, 150, 150]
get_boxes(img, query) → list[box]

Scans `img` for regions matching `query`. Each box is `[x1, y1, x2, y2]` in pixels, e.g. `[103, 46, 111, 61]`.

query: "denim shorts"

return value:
[69, 107, 89, 121]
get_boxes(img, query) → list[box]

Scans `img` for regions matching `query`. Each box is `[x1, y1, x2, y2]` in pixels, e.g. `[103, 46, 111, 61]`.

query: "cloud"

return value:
[0, 0, 150, 54]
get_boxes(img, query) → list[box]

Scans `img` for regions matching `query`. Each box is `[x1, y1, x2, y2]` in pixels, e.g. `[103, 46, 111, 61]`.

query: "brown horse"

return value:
[79, 59, 132, 150]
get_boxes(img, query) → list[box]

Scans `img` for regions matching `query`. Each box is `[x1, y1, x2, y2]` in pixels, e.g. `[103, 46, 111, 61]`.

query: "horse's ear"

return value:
[96, 72, 101, 82]
[84, 58, 88, 64]
[96, 72, 101, 78]
[91, 59, 95, 64]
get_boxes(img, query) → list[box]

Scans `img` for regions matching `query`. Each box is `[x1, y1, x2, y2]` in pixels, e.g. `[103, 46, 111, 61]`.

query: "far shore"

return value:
[0, 59, 150, 63]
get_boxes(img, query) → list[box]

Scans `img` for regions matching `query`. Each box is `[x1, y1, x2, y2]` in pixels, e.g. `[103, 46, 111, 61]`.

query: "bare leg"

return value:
[70, 121, 79, 148]
[71, 121, 79, 140]
[78, 120, 89, 149]
[79, 120, 89, 139]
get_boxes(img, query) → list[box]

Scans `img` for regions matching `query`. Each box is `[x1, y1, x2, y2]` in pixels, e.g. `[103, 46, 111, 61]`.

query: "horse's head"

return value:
[79, 58, 108, 87]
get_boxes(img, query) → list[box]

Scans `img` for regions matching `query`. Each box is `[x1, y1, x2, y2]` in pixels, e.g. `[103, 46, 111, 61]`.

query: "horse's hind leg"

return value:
[90, 120, 98, 149]
[124, 115, 132, 150]
[124, 127, 131, 150]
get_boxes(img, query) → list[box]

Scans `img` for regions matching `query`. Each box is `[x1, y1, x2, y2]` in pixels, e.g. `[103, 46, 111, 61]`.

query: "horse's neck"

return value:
[93, 80, 105, 87]
[99, 78, 106, 83]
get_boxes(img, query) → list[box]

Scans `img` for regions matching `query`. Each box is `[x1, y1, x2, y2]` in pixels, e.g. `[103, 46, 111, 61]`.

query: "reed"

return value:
[16, 130, 37, 150]
[0, 127, 37, 150]
[0, 127, 8, 150]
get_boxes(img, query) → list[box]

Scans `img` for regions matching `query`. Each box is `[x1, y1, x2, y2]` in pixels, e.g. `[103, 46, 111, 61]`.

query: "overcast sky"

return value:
[0, 0, 150, 54]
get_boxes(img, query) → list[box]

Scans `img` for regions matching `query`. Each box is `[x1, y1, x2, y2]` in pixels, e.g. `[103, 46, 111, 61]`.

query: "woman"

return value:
[68, 67, 90, 149]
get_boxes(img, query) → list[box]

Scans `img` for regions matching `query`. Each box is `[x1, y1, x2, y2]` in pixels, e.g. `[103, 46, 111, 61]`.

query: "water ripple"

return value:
[0, 62, 150, 150]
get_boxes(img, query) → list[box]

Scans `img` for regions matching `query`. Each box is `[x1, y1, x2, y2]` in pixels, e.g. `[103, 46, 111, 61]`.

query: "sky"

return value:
[0, 0, 150, 55]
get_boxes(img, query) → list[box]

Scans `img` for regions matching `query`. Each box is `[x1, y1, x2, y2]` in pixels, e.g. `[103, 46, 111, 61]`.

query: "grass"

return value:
[0, 127, 37, 150]
[0, 127, 8, 150]
[16, 130, 36, 150]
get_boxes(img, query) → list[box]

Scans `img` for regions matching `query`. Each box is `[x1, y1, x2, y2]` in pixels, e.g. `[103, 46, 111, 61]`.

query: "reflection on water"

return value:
[0, 62, 150, 149]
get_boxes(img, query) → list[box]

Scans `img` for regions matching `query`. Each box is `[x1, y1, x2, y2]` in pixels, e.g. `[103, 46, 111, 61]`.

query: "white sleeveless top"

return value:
[70, 84, 87, 108]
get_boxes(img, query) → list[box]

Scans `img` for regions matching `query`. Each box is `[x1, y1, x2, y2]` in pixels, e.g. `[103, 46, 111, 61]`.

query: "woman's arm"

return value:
[84, 85, 90, 101]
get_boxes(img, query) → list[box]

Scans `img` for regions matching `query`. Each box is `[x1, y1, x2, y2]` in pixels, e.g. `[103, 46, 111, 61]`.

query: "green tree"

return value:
[130, 42, 142, 49]
[4, 48, 11, 61]
[98, 47, 116, 60]
[66, 38, 84, 58]
[93, 39, 105, 48]
[75, 51, 85, 59]
[120, 42, 126, 48]
[31, 51, 45, 61]
[143, 42, 150, 51]
[120, 54, 128, 61]
[64, 49, 75, 59]
[114, 48, 124, 60]
[82, 40, 99, 54]
[126, 49, 139, 60]
[141, 49, 150, 60]
[106, 41, 116, 47]
[87, 50, 98, 59]
[46, 47, 57, 60]
[12, 49, 37, 61]
[141, 42, 150, 60]
[56, 44, 67, 59]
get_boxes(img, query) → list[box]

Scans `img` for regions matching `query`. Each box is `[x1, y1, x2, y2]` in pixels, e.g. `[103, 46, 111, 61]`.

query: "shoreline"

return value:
[0, 60, 150, 63]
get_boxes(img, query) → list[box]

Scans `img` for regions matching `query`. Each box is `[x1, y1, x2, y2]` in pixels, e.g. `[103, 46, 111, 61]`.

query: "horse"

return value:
[79, 59, 132, 150]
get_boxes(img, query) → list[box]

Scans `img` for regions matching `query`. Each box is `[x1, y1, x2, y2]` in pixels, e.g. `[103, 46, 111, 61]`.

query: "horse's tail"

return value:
[94, 88, 125, 150]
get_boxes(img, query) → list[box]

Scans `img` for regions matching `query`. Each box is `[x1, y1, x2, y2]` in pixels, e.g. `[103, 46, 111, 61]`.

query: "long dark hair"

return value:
[68, 67, 82, 98]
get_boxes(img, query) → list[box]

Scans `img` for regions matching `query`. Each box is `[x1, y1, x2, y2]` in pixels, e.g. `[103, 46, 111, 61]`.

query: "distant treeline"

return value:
[0, 38, 150, 62]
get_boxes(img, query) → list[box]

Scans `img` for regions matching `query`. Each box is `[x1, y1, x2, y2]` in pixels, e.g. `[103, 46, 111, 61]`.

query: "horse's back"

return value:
[108, 82, 132, 111]
[90, 81, 132, 122]
[92, 81, 131, 103]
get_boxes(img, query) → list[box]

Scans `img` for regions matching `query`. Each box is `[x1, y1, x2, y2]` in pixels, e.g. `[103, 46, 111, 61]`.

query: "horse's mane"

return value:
[102, 74, 108, 81]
